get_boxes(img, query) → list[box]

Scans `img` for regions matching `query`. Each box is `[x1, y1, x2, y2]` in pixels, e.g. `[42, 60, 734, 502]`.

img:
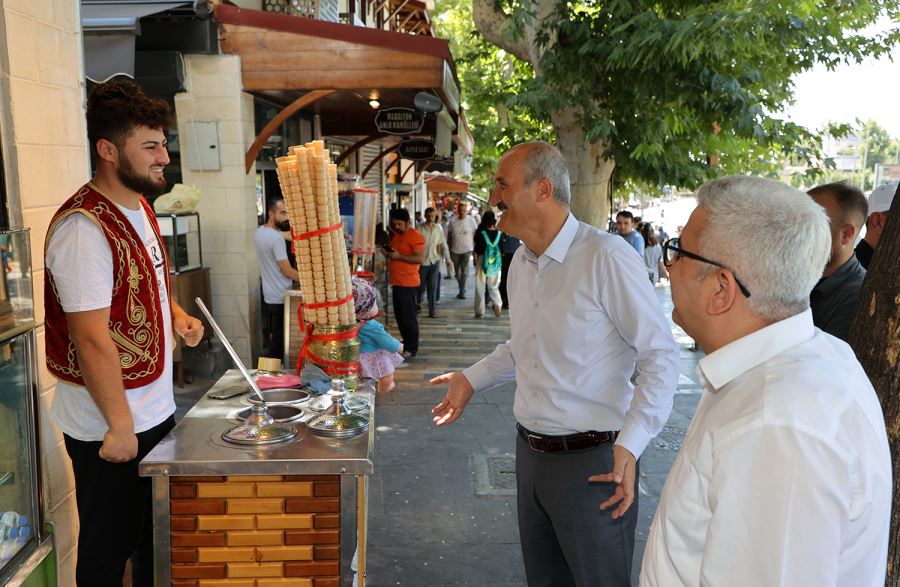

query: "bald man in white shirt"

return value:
[641, 176, 891, 587]
[431, 141, 679, 586]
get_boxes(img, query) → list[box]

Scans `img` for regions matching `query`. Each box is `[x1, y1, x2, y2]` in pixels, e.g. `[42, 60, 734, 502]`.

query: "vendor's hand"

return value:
[175, 314, 204, 347]
[430, 372, 474, 426]
[588, 444, 637, 519]
[381, 247, 398, 260]
[99, 428, 138, 462]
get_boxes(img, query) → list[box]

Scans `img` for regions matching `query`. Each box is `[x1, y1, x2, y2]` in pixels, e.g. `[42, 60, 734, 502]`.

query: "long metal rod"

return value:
[194, 297, 265, 402]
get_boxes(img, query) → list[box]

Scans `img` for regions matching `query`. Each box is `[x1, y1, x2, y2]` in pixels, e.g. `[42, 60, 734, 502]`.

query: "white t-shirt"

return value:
[255, 225, 293, 305]
[449, 215, 477, 254]
[45, 205, 174, 441]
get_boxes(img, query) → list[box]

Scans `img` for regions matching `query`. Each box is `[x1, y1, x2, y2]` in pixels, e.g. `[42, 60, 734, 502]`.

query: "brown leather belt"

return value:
[516, 423, 617, 453]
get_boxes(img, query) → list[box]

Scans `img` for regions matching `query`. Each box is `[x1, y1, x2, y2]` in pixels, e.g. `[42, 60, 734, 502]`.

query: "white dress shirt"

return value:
[418, 222, 449, 265]
[641, 310, 892, 587]
[463, 213, 679, 459]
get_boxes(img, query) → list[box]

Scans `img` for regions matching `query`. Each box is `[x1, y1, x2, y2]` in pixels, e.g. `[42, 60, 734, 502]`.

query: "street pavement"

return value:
[365, 268, 704, 586]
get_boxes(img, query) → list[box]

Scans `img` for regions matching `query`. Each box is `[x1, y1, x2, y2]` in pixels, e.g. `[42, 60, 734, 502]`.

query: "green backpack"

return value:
[481, 231, 502, 276]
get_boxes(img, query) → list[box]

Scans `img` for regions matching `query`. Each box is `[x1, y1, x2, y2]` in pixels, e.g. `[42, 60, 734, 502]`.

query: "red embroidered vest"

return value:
[44, 183, 170, 389]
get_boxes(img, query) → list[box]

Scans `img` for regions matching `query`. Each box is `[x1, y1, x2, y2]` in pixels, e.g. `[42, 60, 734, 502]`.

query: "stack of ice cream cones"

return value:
[275, 140, 353, 326]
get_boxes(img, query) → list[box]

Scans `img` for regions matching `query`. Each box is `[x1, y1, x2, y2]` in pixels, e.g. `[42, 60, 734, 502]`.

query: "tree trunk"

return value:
[552, 109, 615, 228]
[473, 0, 615, 229]
[848, 190, 900, 586]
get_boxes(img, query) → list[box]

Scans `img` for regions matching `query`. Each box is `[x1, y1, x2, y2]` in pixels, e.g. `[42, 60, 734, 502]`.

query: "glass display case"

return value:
[0, 229, 53, 586]
[156, 212, 202, 274]
[0, 229, 34, 340]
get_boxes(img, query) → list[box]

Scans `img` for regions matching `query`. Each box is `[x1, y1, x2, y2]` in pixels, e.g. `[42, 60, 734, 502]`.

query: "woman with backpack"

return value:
[473, 210, 504, 318]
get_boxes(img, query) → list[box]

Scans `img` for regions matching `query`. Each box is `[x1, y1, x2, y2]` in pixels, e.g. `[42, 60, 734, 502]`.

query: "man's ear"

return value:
[870, 212, 886, 231]
[705, 268, 738, 316]
[535, 177, 553, 203]
[95, 139, 118, 164]
[840, 222, 857, 246]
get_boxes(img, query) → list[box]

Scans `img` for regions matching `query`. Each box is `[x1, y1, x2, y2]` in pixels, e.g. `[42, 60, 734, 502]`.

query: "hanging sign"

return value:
[398, 138, 436, 161]
[375, 107, 425, 135]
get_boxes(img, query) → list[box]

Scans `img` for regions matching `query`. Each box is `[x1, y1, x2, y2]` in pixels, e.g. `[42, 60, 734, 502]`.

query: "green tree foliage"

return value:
[435, 0, 900, 224]
[433, 0, 552, 195]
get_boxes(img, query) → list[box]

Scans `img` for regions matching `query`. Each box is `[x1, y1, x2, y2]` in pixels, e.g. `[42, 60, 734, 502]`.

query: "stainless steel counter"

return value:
[139, 369, 374, 586]
[139, 369, 375, 478]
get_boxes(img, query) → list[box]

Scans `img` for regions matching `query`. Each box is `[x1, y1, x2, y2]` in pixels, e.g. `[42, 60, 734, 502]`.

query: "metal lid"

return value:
[306, 412, 369, 438]
[222, 423, 297, 445]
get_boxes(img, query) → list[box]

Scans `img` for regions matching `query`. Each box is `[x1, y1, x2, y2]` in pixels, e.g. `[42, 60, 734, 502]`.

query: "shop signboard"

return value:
[398, 139, 436, 161]
[374, 107, 425, 135]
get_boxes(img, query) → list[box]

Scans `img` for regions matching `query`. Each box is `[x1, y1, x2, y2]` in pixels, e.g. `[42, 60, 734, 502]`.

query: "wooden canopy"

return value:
[215, 3, 459, 113]
[425, 175, 469, 194]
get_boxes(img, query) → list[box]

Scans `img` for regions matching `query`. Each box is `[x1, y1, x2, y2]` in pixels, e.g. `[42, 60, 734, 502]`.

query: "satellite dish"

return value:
[414, 92, 443, 114]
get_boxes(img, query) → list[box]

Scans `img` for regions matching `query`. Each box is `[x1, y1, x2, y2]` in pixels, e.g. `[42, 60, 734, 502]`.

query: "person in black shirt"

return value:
[855, 181, 895, 269]
[807, 183, 868, 341]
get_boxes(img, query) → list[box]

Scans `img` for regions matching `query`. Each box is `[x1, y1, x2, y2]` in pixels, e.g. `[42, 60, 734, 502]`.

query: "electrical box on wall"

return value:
[184, 121, 220, 171]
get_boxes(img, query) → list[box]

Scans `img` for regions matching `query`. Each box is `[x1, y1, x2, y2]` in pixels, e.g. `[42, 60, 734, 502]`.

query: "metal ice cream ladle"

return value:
[194, 298, 298, 444]
[194, 297, 265, 403]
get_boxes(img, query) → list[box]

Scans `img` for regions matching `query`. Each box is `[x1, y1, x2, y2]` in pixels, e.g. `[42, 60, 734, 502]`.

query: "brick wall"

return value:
[169, 475, 341, 586]
[0, 0, 87, 584]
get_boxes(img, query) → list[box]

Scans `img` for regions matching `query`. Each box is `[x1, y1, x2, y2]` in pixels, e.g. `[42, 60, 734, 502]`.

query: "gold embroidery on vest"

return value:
[45, 186, 165, 382]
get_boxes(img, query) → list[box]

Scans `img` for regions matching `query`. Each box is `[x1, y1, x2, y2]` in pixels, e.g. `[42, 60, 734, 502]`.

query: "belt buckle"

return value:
[526, 433, 546, 452]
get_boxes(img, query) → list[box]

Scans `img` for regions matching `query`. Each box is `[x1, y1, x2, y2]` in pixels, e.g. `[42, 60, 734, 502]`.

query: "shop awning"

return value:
[215, 3, 470, 172]
[215, 3, 459, 115]
[425, 175, 469, 194]
[81, 0, 191, 82]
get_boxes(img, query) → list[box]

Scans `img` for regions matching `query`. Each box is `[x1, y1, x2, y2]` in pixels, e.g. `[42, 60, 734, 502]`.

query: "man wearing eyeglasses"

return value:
[431, 141, 679, 586]
[641, 176, 891, 587]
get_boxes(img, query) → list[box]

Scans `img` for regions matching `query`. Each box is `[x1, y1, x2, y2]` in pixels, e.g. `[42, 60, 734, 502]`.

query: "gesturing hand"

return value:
[430, 372, 474, 427]
[588, 444, 637, 519]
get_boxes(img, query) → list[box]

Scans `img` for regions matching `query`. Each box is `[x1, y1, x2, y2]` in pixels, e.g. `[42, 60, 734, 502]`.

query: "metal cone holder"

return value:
[306, 379, 370, 438]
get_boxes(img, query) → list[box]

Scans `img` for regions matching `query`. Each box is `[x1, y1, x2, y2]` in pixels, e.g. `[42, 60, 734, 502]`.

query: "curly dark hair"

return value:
[86, 78, 171, 154]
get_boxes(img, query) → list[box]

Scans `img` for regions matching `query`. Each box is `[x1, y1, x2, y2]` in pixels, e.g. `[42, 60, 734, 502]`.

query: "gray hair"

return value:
[517, 141, 571, 206]
[695, 176, 830, 322]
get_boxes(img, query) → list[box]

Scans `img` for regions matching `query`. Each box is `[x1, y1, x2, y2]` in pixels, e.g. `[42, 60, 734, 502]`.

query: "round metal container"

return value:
[235, 405, 303, 423]
[247, 388, 310, 406]
[221, 423, 297, 445]
[306, 323, 361, 387]
[306, 413, 369, 438]
[305, 394, 369, 414]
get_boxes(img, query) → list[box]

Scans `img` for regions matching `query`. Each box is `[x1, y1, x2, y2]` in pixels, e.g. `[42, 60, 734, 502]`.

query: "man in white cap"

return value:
[855, 180, 896, 269]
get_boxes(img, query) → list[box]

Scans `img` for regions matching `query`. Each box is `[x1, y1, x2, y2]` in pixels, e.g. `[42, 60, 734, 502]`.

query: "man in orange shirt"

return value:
[382, 208, 426, 357]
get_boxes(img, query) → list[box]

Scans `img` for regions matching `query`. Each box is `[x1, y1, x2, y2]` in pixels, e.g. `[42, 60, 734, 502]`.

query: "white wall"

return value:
[175, 54, 261, 364]
[0, 0, 87, 584]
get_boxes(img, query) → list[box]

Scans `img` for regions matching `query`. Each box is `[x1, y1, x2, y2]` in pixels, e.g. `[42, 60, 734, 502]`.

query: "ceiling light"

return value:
[369, 99, 381, 109]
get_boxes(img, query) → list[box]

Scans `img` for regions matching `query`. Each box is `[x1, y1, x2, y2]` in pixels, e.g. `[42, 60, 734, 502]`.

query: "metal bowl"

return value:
[247, 388, 310, 406]
[234, 405, 303, 423]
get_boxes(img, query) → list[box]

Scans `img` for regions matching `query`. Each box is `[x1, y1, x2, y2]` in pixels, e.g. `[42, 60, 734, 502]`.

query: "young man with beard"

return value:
[256, 198, 299, 361]
[431, 141, 678, 586]
[44, 78, 204, 587]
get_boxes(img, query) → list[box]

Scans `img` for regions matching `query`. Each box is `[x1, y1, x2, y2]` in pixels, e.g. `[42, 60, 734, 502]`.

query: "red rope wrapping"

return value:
[291, 222, 343, 242]
[295, 312, 364, 376]
[301, 294, 352, 310]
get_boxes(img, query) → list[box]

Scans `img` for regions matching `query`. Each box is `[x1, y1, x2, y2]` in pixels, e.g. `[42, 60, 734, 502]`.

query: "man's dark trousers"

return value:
[64, 415, 176, 587]
[262, 301, 285, 363]
[392, 285, 419, 354]
[516, 433, 638, 586]
[417, 262, 440, 316]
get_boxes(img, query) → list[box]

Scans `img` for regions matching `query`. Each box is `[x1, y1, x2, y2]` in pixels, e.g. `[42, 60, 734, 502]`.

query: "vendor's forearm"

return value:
[72, 332, 133, 432]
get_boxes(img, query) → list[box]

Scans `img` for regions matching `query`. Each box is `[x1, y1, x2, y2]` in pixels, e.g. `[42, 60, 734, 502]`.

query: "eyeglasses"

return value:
[663, 238, 751, 298]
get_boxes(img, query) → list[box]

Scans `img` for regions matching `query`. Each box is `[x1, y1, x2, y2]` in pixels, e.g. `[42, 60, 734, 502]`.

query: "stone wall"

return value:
[0, 0, 87, 584]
